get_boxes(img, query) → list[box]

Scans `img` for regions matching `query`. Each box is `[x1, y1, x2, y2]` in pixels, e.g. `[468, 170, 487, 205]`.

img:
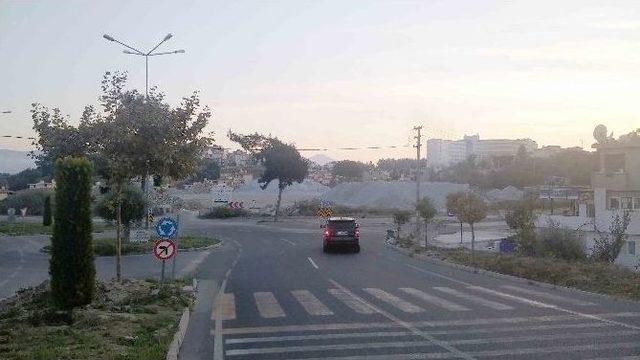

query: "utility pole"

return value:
[414, 125, 423, 241]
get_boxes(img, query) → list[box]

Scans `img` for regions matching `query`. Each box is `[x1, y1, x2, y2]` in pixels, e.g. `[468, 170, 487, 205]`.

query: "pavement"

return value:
[177, 215, 640, 360]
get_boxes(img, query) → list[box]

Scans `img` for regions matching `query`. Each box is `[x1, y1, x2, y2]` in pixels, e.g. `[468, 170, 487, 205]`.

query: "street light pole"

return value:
[103, 33, 185, 228]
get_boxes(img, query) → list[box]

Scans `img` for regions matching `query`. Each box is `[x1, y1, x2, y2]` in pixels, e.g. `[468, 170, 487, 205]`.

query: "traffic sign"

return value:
[155, 217, 178, 238]
[153, 239, 176, 260]
[316, 207, 333, 218]
[228, 201, 244, 209]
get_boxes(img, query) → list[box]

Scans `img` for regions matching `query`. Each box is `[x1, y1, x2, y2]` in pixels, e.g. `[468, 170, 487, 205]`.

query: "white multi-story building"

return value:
[427, 135, 538, 168]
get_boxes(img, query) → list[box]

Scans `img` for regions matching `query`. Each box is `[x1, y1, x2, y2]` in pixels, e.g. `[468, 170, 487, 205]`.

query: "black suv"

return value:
[322, 217, 360, 253]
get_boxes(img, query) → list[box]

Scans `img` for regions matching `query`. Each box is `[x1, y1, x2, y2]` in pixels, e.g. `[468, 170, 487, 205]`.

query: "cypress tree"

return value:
[49, 157, 95, 309]
[42, 195, 52, 226]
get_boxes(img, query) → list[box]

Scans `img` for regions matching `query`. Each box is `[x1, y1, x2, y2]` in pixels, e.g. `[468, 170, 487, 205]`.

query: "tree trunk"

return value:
[116, 195, 122, 283]
[470, 222, 476, 272]
[424, 221, 428, 248]
[274, 186, 283, 222]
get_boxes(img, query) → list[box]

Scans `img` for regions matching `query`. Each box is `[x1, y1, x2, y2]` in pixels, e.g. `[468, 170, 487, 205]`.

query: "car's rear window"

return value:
[327, 220, 356, 231]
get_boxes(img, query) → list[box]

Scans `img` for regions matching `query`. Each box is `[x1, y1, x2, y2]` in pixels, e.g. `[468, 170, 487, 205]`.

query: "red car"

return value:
[322, 217, 360, 253]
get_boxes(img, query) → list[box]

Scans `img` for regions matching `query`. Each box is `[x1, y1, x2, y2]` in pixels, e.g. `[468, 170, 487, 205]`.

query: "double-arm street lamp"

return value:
[102, 33, 185, 97]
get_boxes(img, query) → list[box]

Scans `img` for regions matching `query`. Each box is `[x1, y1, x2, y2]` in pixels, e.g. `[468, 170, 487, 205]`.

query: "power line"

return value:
[0, 135, 36, 140]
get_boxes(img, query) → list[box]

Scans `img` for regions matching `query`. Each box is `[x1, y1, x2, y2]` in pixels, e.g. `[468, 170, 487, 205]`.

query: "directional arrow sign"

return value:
[153, 239, 176, 260]
[155, 217, 178, 238]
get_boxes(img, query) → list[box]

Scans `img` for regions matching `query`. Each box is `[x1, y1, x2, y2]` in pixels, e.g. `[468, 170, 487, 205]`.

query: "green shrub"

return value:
[50, 157, 95, 310]
[0, 188, 51, 216]
[199, 207, 247, 219]
[43, 195, 52, 226]
[538, 222, 586, 262]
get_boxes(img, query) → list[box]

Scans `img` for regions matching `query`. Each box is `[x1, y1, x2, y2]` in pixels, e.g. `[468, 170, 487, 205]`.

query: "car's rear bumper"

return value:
[325, 237, 359, 246]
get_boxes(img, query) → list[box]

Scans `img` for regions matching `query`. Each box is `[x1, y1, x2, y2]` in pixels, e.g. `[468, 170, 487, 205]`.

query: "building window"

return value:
[610, 197, 620, 210]
[634, 197, 640, 210]
[604, 153, 625, 173]
[622, 197, 633, 210]
[629, 241, 636, 255]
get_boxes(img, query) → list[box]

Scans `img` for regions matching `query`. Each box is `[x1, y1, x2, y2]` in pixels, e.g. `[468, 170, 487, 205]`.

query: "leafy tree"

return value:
[393, 210, 412, 241]
[448, 191, 488, 268]
[193, 158, 221, 182]
[229, 132, 308, 222]
[42, 195, 52, 226]
[332, 160, 367, 182]
[504, 198, 538, 256]
[95, 186, 147, 241]
[2, 168, 46, 191]
[0, 188, 51, 216]
[592, 211, 631, 263]
[416, 197, 437, 247]
[49, 157, 95, 310]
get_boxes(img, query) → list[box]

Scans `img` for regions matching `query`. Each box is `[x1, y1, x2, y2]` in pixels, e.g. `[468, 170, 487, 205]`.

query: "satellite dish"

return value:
[593, 124, 608, 144]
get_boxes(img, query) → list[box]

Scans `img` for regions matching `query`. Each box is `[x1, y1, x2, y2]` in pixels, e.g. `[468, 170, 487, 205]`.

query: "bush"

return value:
[538, 222, 586, 262]
[43, 195, 52, 226]
[199, 207, 247, 219]
[0, 188, 52, 216]
[50, 157, 95, 310]
[95, 185, 147, 241]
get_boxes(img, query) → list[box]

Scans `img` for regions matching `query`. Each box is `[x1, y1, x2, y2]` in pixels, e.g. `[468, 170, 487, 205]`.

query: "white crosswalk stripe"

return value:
[254, 292, 286, 318]
[501, 285, 596, 306]
[400, 287, 470, 311]
[291, 290, 334, 316]
[328, 288, 375, 314]
[434, 287, 513, 310]
[363, 288, 424, 313]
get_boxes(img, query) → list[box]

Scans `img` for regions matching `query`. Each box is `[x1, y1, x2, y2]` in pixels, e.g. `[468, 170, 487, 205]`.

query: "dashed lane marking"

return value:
[434, 287, 513, 310]
[400, 287, 470, 311]
[291, 290, 334, 316]
[363, 288, 424, 313]
[307, 257, 319, 269]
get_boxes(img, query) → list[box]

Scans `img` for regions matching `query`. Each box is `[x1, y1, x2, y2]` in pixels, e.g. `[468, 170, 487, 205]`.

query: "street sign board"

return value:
[155, 217, 178, 238]
[153, 239, 176, 260]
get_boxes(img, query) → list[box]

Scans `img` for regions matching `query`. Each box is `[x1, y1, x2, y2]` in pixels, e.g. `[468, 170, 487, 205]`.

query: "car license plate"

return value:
[336, 231, 348, 236]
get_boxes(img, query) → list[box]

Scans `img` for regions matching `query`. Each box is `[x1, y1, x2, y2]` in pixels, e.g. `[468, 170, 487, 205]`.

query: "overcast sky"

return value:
[2, 1, 640, 161]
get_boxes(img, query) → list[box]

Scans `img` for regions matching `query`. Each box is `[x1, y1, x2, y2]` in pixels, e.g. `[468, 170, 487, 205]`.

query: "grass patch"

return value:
[199, 207, 248, 219]
[0, 279, 192, 360]
[0, 221, 114, 236]
[415, 246, 640, 300]
[41, 235, 219, 256]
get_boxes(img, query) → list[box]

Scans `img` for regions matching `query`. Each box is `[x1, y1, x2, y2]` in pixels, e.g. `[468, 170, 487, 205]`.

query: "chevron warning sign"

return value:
[316, 207, 333, 218]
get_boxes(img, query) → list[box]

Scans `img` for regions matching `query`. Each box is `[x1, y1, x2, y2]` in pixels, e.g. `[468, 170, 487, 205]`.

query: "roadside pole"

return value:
[171, 210, 181, 280]
[161, 259, 166, 283]
[414, 125, 423, 242]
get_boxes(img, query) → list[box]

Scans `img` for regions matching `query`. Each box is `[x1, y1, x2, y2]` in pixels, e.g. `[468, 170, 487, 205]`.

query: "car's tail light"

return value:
[354, 229, 360, 238]
[324, 230, 331, 238]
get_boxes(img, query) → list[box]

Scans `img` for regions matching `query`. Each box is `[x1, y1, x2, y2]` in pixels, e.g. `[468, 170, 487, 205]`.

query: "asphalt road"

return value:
[178, 215, 640, 360]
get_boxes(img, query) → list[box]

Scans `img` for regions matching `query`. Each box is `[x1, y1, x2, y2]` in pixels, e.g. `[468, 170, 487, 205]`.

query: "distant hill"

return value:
[0, 149, 36, 174]
[308, 154, 335, 166]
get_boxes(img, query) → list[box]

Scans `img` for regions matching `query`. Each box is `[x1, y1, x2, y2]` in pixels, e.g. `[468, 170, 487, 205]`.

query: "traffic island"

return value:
[390, 243, 640, 301]
[0, 279, 194, 359]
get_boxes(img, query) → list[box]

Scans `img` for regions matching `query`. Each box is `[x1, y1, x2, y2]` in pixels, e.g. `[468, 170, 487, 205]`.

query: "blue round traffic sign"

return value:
[155, 217, 178, 238]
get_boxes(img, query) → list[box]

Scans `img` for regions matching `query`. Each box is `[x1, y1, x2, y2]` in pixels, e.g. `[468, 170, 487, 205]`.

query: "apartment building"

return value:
[427, 135, 538, 168]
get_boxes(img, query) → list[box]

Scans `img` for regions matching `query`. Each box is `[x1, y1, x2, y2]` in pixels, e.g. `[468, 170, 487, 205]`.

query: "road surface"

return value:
[177, 216, 640, 360]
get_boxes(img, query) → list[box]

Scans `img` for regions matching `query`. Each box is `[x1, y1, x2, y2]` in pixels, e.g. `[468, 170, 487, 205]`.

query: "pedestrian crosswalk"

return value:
[213, 284, 597, 321]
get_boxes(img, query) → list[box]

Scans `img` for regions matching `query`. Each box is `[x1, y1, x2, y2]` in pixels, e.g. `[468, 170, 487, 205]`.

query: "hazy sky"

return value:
[2, 1, 640, 161]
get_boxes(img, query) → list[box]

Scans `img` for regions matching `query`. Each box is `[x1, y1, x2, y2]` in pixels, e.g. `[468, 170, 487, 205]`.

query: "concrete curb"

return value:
[166, 307, 190, 360]
[178, 240, 223, 253]
[386, 243, 637, 303]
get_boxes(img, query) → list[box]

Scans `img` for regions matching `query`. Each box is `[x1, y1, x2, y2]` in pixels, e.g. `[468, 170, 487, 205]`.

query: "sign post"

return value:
[171, 211, 181, 280]
[154, 217, 178, 283]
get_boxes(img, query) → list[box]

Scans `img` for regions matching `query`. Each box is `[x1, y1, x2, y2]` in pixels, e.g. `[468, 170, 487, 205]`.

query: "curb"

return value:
[166, 307, 190, 360]
[178, 240, 223, 253]
[386, 243, 636, 303]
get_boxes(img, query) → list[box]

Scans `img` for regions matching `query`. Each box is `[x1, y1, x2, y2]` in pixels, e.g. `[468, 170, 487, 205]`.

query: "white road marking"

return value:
[220, 311, 640, 335]
[212, 279, 227, 360]
[225, 329, 640, 356]
[253, 292, 286, 318]
[224, 321, 611, 344]
[282, 342, 640, 360]
[433, 287, 513, 310]
[280, 238, 295, 245]
[307, 257, 319, 269]
[501, 284, 596, 306]
[466, 286, 555, 308]
[400, 288, 470, 311]
[363, 288, 424, 313]
[330, 281, 473, 360]
[328, 288, 375, 314]
[291, 290, 334, 316]
[212, 293, 236, 320]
